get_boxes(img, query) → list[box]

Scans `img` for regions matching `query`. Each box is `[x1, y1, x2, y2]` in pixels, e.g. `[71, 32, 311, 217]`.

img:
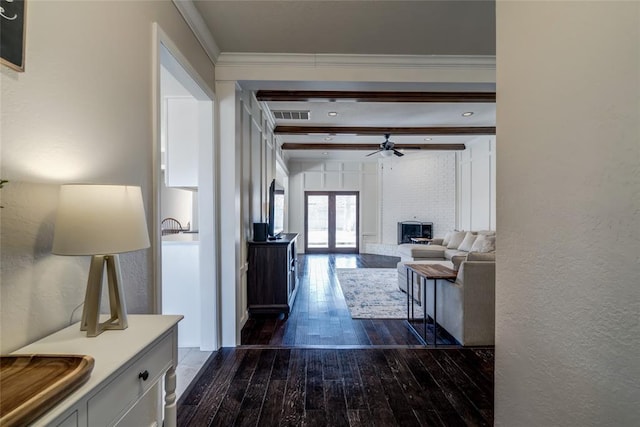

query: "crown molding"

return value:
[216, 53, 495, 70]
[172, 0, 220, 64]
[215, 53, 495, 84]
[168, 1, 495, 76]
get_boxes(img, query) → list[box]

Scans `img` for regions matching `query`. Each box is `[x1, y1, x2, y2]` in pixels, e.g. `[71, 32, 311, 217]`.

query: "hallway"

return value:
[241, 254, 457, 346]
[177, 254, 494, 426]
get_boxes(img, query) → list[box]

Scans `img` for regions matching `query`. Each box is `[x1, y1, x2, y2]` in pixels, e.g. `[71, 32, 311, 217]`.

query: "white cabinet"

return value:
[162, 234, 200, 348]
[165, 97, 198, 188]
[12, 315, 182, 427]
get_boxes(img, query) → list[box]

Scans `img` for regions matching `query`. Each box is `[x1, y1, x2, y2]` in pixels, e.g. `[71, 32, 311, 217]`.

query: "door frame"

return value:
[304, 191, 359, 254]
[152, 24, 218, 351]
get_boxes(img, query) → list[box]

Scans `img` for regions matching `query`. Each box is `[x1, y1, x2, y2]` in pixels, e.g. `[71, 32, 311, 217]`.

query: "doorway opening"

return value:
[304, 191, 359, 253]
[154, 25, 217, 356]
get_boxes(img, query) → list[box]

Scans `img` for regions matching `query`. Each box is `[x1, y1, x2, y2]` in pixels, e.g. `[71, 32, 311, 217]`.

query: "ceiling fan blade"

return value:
[393, 149, 405, 157]
[366, 150, 382, 157]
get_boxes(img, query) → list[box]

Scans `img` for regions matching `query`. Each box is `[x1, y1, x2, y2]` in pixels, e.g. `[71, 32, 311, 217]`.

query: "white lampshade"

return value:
[53, 185, 150, 256]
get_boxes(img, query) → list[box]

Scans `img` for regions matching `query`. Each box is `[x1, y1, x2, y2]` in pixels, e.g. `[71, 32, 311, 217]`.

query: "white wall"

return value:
[457, 136, 496, 231]
[0, 1, 215, 353]
[288, 152, 456, 256]
[217, 85, 283, 345]
[380, 152, 456, 243]
[288, 160, 378, 251]
[496, 2, 640, 425]
[216, 81, 241, 347]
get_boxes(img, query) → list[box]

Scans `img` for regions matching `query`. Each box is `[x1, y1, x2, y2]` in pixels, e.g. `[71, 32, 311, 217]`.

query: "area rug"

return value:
[336, 268, 409, 319]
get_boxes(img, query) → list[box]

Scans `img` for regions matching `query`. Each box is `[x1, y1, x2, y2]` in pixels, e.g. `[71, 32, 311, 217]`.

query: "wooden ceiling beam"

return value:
[281, 143, 466, 151]
[274, 126, 495, 135]
[256, 90, 496, 103]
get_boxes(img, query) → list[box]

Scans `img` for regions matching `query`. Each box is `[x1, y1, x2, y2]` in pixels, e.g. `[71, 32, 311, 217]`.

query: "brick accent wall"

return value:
[380, 152, 456, 245]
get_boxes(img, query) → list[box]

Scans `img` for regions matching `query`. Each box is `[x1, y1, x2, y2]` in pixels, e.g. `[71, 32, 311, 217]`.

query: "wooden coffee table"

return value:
[404, 263, 457, 346]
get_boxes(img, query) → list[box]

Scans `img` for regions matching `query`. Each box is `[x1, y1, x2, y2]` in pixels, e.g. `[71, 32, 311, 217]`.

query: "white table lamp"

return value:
[52, 185, 150, 337]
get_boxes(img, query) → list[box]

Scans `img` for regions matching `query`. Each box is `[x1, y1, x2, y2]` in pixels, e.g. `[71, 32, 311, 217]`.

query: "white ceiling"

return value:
[193, 1, 495, 56]
[267, 101, 495, 128]
[190, 1, 497, 160]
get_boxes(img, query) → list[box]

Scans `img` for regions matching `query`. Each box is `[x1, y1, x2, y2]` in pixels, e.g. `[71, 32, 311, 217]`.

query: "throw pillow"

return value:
[446, 231, 466, 249]
[470, 234, 496, 253]
[441, 231, 452, 247]
[457, 232, 477, 252]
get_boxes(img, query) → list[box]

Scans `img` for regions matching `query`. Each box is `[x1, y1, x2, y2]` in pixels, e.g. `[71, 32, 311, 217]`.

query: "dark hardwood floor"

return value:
[242, 254, 457, 346]
[178, 254, 494, 426]
[178, 347, 494, 426]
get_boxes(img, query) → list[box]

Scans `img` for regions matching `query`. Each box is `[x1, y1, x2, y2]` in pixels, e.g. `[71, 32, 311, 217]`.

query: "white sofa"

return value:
[397, 230, 496, 346]
[398, 230, 496, 264]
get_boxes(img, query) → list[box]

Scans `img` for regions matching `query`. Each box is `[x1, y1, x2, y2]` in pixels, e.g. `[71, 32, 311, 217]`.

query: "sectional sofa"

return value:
[397, 230, 496, 346]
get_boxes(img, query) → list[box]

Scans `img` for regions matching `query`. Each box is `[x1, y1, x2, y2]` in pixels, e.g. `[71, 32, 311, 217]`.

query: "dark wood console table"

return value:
[405, 263, 457, 345]
[247, 233, 298, 318]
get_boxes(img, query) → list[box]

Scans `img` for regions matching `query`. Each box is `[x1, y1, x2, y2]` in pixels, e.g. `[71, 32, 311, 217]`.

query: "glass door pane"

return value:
[307, 195, 328, 248]
[335, 195, 357, 248]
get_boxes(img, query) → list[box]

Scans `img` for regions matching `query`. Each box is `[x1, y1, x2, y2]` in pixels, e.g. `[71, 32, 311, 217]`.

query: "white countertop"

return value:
[161, 232, 199, 243]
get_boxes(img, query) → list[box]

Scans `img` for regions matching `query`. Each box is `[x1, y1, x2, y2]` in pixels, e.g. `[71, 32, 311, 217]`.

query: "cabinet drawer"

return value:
[87, 332, 173, 425]
[56, 411, 78, 427]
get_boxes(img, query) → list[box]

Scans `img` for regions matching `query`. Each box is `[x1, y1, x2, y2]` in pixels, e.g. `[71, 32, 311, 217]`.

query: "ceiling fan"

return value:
[366, 134, 404, 157]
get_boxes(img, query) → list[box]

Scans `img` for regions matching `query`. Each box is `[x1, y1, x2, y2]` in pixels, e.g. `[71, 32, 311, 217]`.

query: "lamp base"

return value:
[81, 254, 129, 337]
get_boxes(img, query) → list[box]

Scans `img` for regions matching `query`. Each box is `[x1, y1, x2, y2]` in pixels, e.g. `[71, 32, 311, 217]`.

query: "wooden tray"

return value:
[0, 354, 94, 427]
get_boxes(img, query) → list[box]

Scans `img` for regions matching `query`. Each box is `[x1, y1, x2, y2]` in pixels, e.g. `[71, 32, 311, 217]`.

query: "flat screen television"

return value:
[268, 179, 285, 239]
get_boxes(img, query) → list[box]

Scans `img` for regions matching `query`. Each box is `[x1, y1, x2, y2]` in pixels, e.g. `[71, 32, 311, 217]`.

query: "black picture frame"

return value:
[1, 0, 26, 72]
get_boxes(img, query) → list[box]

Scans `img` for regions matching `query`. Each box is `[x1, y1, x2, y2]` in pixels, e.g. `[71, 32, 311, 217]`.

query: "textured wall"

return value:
[496, 2, 640, 425]
[0, 1, 214, 352]
[380, 152, 456, 243]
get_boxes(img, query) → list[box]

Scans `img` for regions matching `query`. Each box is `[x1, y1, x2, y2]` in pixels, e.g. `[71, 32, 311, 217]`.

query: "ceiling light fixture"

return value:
[380, 150, 394, 158]
[462, 112, 474, 117]
[424, 137, 432, 141]
[324, 137, 333, 141]
[322, 152, 329, 155]
[328, 111, 338, 117]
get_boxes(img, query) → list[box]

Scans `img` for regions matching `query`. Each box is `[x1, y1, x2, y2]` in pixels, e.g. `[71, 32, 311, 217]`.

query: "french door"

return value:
[304, 191, 359, 253]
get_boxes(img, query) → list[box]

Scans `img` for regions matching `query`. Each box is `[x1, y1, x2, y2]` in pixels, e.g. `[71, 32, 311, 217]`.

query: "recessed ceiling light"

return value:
[462, 111, 474, 117]
[424, 137, 432, 141]
[328, 111, 338, 117]
[324, 137, 333, 141]
[322, 152, 329, 155]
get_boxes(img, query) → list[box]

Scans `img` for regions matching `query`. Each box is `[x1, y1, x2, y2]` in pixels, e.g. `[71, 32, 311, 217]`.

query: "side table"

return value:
[405, 263, 457, 345]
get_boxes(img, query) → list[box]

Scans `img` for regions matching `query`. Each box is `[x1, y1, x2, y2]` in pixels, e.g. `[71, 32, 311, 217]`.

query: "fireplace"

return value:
[397, 221, 433, 244]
